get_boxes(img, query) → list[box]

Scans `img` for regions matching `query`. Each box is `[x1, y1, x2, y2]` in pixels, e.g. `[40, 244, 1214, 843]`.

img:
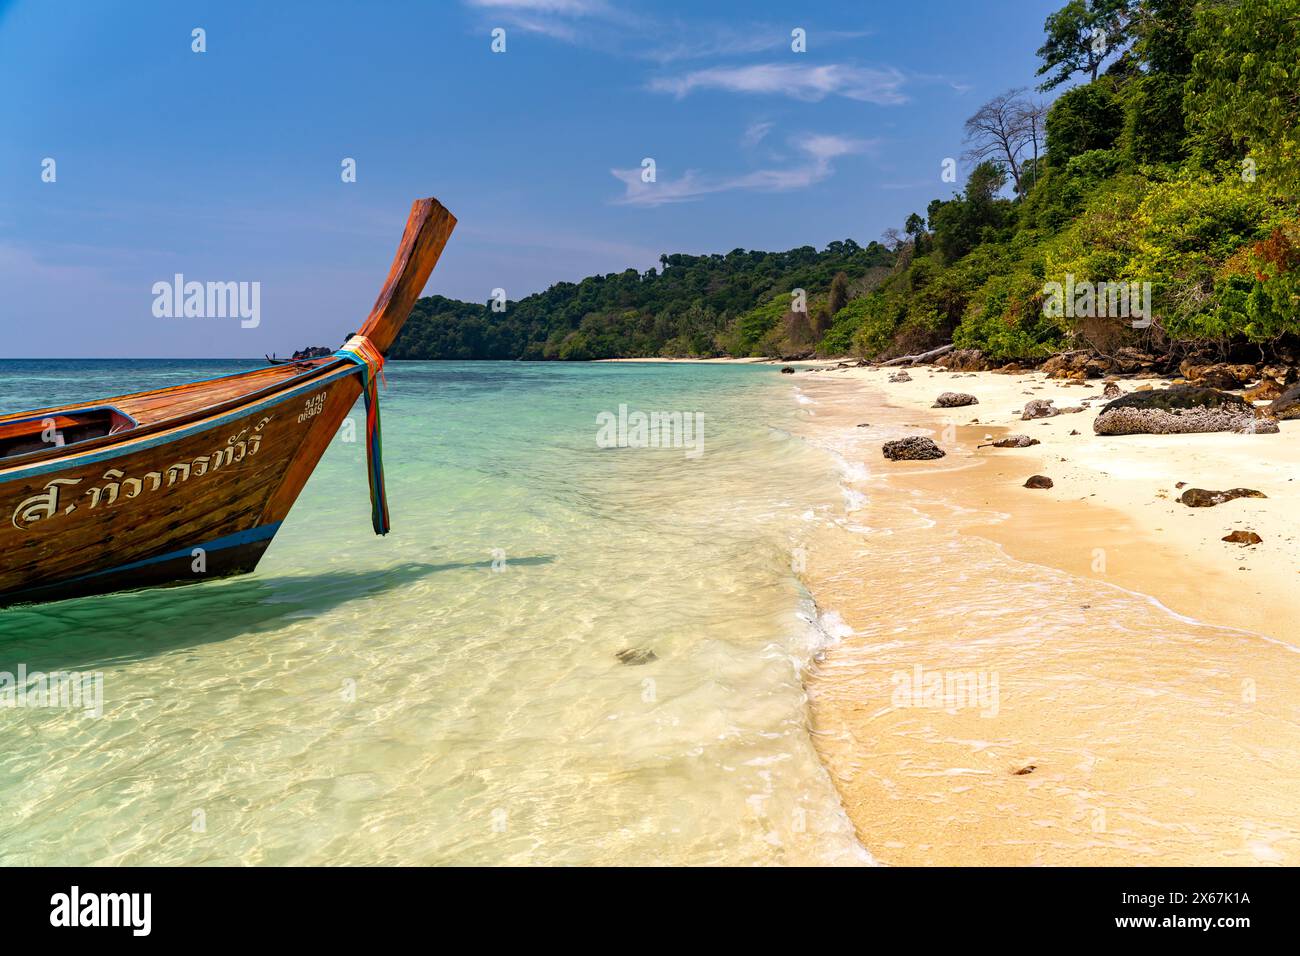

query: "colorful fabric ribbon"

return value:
[335, 334, 390, 535]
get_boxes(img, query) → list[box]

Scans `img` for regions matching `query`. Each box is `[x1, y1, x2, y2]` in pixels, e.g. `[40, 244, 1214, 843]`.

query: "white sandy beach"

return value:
[778, 359, 1300, 865]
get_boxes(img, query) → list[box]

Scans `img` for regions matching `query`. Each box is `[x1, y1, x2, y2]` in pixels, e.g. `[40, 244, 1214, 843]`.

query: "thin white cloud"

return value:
[462, 3, 877, 65]
[800, 133, 872, 161]
[648, 63, 907, 105]
[641, 23, 787, 63]
[741, 121, 774, 147]
[462, 0, 621, 41]
[640, 23, 875, 63]
[610, 134, 876, 206]
[496, 14, 579, 40]
[465, 0, 607, 13]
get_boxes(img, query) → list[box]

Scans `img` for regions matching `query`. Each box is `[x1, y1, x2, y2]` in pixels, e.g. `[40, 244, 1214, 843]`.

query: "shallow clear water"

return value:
[0, 360, 868, 865]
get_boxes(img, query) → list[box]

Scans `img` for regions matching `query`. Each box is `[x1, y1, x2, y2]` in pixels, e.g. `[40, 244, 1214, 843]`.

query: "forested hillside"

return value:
[393, 0, 1300, 363]
[389, 243, 894, 360]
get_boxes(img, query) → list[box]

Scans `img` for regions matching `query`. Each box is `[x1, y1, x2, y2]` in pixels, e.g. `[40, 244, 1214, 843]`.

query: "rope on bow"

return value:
[335, 334, 391, 535]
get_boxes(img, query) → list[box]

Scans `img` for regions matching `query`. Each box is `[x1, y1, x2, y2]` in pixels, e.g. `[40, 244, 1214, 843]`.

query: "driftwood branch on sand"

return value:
[879, 344, 955, 367]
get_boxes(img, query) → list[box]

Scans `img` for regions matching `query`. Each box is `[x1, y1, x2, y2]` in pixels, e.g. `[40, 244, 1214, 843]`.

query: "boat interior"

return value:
[0, 357, 340, 468]
[0, 406, 136, 460]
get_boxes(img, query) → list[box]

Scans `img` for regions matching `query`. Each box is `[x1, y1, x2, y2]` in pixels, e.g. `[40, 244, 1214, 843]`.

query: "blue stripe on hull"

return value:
[59, 521, 283, 585]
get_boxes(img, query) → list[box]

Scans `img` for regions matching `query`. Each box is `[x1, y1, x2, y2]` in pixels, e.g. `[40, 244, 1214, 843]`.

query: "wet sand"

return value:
[789, 365, 1300, 865]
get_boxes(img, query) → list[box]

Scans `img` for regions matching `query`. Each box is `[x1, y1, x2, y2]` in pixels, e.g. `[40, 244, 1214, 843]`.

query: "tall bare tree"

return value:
[1010, 96, 1050, 193]
[963, 88, 1038, 196]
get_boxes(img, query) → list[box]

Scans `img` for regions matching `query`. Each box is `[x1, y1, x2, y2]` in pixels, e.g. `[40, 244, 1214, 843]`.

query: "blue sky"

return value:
[0, 0, 1058, 357]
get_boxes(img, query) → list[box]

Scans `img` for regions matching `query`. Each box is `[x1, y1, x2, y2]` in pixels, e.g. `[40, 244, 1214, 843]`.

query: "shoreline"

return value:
[785, 362, 1300, 865]
[600, 352, 1297, 639]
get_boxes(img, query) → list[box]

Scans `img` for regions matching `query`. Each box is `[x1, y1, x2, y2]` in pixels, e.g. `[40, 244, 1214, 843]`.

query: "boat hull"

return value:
[0, 364, 363, 608]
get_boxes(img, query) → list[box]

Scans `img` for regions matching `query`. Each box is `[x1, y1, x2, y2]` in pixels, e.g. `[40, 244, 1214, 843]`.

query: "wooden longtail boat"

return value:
[0, 197, 455, 608]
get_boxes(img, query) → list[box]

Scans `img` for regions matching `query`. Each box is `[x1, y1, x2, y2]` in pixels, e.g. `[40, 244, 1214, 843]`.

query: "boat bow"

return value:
[332, 198, 457, 535]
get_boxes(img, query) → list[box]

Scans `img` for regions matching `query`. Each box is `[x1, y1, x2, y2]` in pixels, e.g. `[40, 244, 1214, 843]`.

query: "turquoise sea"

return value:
[0, 360, 868, 865]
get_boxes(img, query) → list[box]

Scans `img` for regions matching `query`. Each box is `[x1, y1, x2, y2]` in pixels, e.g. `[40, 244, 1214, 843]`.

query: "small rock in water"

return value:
[882, 436, 946, 461]
[616, 648, 658, 666]
[1024, 475, 1054, 489]
[1222, 530, 1263, 545]
[1179, 487, 1267, 508]
[933, 391, 979, 408]
[780, 367, 796, 374]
